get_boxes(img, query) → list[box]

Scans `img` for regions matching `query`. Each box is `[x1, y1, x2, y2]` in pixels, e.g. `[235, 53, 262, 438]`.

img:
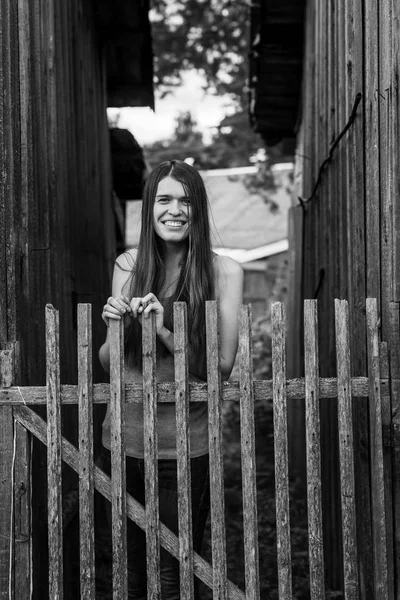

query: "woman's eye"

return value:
[182, 198, 190, 205]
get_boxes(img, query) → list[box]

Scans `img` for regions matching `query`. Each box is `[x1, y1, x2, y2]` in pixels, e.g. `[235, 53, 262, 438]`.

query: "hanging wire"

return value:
[297, 92, 363, 208]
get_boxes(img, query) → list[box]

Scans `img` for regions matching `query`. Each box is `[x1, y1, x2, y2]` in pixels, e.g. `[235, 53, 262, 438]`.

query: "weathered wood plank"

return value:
[364, 0, 381, 304]
[379, 0, 393, 337]
[379, 341, 395, 600]
[109, 317, 127, 599]
[142, 311, 161, 598]
[238, 305, 260, 600]
[206, 301, 227, 600]
[46, 304, 63, 600]
[13, 420, 32, 600]
[0, 376, 393, 406]
[173, 303, 194, 600]
[392, 0, 400, 302]
[271, 302, 292, 599]
[389, 302, 400, 592]
[366, 298, 389, 598]
[13, 404, 246, 600]
[77, 304, 95, 599]
[334, 299, 359, 600]
[0, 346, 16, 599]
[304, 300, 324, 599]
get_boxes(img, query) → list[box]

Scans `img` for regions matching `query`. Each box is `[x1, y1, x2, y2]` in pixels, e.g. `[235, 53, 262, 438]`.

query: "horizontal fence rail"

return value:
[0, 299, 395, 600]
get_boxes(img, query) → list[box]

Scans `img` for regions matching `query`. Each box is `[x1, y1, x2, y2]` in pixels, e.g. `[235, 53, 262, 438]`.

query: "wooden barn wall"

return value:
[1, 0, 118, 596]
[289, 0, 399, 596]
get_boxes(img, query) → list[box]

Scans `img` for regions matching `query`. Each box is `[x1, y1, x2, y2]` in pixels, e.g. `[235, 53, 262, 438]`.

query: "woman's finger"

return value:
[143, 301, 162, 318]
[141, 292, 158, 305]
[118, 296, 132, 311]
[130, 297, 144, 318]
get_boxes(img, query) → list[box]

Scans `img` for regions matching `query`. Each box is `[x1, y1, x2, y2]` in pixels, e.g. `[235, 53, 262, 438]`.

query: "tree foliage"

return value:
[144, 110, 267, 171]
[150, 0, 249, 107]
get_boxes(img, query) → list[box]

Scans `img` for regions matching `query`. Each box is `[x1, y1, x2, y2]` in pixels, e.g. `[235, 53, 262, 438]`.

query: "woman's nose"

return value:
[168, 199, 182, 215]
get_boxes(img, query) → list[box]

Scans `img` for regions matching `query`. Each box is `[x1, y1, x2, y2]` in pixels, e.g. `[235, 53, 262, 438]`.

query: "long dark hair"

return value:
[123, 160, 215, 372]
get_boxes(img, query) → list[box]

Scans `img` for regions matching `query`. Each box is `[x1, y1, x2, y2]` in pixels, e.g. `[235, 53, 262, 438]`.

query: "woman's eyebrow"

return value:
[155, 194, 190, 199]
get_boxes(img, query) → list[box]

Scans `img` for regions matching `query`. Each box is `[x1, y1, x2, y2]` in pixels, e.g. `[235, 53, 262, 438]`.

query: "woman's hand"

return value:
[101, 295, 132, 327]
[130, 293, 165, 335]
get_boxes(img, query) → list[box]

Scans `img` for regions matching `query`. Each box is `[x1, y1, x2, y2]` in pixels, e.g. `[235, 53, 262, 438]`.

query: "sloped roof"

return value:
[95, 1, 154, 108]
[125, 164, 293, 251]
[249, 0, 305, 145]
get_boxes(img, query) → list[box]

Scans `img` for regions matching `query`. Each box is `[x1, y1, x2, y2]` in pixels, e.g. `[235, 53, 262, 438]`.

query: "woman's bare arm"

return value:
[98, 251, 136, 373]
[214, 255, 244, 380]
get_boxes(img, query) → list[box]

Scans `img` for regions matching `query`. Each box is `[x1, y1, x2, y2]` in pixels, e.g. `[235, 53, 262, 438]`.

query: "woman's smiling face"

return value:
[153, 176, 191, 243]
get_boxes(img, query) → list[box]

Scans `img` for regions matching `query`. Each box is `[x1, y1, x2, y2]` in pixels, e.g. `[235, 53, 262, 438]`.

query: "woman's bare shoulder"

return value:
[213, 253, 243, 279]
[115, 248, 137, 272]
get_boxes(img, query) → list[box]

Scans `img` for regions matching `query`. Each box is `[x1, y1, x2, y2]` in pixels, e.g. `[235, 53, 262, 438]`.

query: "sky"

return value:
[107, 72, 235, 146]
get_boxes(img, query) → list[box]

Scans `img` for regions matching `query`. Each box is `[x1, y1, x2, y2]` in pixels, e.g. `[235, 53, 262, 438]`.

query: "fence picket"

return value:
[206, 300, 228, 600]
[271, 302, 292, 600]
[334, 299, 359, 600]
[77, 304, 95, 599]
[304, 300, 325, 599]
[45, 304, 63, 600]
[238, 305, 260, 600]
[174, 302, 194, 600]
[142, 311, 161, 598]
[366, 298, 389, 598]
[109, 318, 127, 599]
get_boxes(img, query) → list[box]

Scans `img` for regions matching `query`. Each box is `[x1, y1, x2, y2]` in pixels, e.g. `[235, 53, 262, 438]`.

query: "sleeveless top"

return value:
[101, 299, 209, 459]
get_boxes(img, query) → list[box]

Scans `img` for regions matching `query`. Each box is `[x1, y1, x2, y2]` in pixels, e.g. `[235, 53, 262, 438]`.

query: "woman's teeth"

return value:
[164, 221, 184, 228]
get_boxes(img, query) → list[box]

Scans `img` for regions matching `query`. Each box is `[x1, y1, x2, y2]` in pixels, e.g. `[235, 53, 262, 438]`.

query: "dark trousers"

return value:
[102, 448, 210, 600]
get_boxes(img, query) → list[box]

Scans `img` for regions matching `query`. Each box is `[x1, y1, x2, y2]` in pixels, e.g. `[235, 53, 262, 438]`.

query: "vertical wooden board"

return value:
[345, 3, 372, 594]
[3, 0, 20, 345]
[366, 299, 389, 599]
[286, 206, 306, 482]
[17, 0, 33, 382]
[302, 0, 316, 302]
[109, 317, 128, 599]
[238, 305, 260, 600]
[173, 302, 194, 600]
[389, 303, 400, 592]
[336, 0, 349, 301]
[206, 301, 227, 600]
[304, 301, 325, 600]
[379, 342, 395, 600]
[271, 302, 292, 600]
[364, 0, 381, 304]
[286, 205, 304, 379]
[46, 305, 63, 600]
[0, 347, 15, 599]
[379, 0, 393, 336]
[142, 311, 161, 599]
[0, 0, 6, 342]
[13, 420, 32, 600]
[345, 0, 366, 365]
[77, 304, 95, 599]
[334, 300, 359, 600]
[392, 0, 400, 301]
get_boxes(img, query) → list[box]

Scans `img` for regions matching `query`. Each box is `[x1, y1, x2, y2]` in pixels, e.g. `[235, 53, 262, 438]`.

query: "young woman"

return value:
[99, 160, 243, 599]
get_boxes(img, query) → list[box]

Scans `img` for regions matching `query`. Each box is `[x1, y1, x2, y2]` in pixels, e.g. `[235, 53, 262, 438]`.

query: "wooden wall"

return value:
[0, 0, 123, 597]
[288, 0, 399, 596]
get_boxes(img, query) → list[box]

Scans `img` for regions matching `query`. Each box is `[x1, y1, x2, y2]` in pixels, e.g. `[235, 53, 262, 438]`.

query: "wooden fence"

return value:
[0, 298, 395, 599]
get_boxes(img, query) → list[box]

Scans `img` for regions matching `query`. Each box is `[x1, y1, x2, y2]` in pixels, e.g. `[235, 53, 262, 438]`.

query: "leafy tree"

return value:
[150, 0, 249, 107]
[144, 109, 268, 171]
